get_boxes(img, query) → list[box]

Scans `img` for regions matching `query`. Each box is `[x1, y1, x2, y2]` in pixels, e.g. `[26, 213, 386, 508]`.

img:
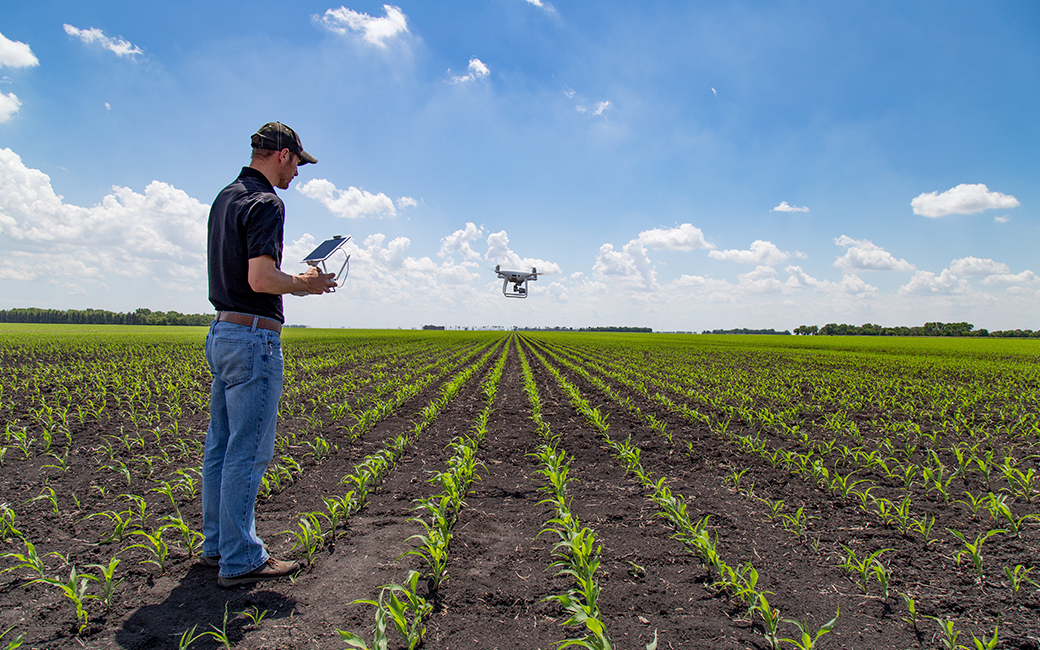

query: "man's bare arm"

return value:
[248, 255, 336, 295]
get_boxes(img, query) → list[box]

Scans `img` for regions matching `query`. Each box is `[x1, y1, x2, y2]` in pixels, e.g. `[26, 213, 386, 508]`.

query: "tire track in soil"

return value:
[534, 339, 923, 650]
[525, 343, 759, 650]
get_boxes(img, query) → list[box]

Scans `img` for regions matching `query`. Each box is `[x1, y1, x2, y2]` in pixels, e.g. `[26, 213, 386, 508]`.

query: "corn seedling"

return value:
[948, 528, 1005, 581]
[162, 514, 204, 557]
[839, 545, 892, 595]
[127, 528, 171, 573]
[957, 491, 989, 517]
[830, 471, 867, 498]
[28, 486, 60, 516]
[760, 497, 785, 521]
[86, 509, 134, 544]
[780, 606, 839, 650]
[32, 566, 97, 632]
[913, 514, 938, 545]
[780, 506, 809, 538]
[1002, 564, 1038, 593]
[86, 557, 122, 608]
[987, 498, 1040, 538]
[750, 592, 783, 650]
[0, 626, 24, 650]
[403, 516, 452, 591]
[177, 624, 207, 650]
[236, 605, 269, 626]
[204, 602, 233, 650]
[287, 512, 326, 564]
[970, 623, 999, 650]
[0, 504, 20, 540]
[899, 591, 918, 630]
[342, 571, 431, 650]
[926, 615, 962, 650]
[1, 540, 48, 580]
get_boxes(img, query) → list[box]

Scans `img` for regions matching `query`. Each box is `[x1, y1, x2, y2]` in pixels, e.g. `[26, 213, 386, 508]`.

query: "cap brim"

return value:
[298, 150, 317, 165]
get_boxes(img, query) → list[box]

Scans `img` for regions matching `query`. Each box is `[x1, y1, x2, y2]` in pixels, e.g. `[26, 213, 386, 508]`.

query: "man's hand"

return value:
[297, 266, 337, 294]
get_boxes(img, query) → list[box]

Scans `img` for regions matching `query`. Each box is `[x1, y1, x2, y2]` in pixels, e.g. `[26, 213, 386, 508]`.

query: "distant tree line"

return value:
[704, 328, 791, 335]
[793, 321, 1039, 338]
[422, 324, 446, 330]
[514, 326, 653, 333]
[0, 307, 213, 326]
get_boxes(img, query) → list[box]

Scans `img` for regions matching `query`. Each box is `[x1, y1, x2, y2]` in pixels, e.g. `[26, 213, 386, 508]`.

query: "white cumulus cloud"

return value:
[980, 270, 1039, 286]
[899, 269, 970, 295]
[635, 223, 713, 251]
[911, 183, 1020, 218]
[833, 235, 915, 272]
[0, 148, 207, 291]
[0, 32, 39, 68]
[63, 25, 143, 58]
[771, 201, 809, 213]
[297, 178, 397, 219]
[949, 257, 1010, 277]
[709, 240, 791, 265]
[316, 5, 409, 48]
[486, 231, 561, 274]
[450, 58, 490, 84]
[785, 266, 877, 295]
[439, 222, 484, 261]
[0, 93, 21, 123]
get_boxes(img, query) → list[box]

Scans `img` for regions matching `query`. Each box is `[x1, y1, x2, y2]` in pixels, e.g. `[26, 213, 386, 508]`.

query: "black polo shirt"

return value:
[207, 167, 285, 323]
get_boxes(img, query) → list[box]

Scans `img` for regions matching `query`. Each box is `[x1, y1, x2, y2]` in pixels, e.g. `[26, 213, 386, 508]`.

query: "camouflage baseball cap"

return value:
[250, 122, 317, 164]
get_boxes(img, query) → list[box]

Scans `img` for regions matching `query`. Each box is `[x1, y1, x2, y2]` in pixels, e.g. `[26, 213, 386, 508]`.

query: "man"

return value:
[202, 121, 336, 587]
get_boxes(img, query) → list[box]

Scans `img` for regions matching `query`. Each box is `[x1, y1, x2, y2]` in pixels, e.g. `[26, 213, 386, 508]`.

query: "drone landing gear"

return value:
[502, 278, 529, 299]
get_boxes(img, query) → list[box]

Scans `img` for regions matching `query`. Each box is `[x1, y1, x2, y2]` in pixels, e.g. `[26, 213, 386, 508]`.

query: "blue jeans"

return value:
[201, 319, 283, 578]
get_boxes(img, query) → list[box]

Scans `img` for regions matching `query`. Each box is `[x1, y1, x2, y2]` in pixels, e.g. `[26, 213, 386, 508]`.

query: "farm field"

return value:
[1, 324, 1039, 650]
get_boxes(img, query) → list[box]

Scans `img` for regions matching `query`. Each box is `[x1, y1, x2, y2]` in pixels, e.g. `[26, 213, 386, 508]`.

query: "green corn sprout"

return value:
[0, 626, 24, 650]
[948, 528, 1005, 581]
[127, 528, 171, 573]
[1, 539, 48, 580]
[899, 591, 918, 629]
[204, 602, 233, 650]
[28, 486, 60, 516]
[0, 504, 20, 540]
[32, 566, 97, 631]
[839, 545, 892, 595]
[236, 604, 269, 626]
[913, 514, 937, 545]
[750, 592, 783, 650]
[162, 514, 204, 557]
[780, 506, 809, 538]
[970, 622, 999, 650]
[779, 606, 839, 650]
[760, 497, 785, 520]
[1002, 564, 1037, 593]
[177, 624, 207, 650]
[287, 512, 325, 564]
[829, 472, 867, 498]
[926, 615, 962, 650]
[987, 499, 1040, 538]
[342, 571, 431, 650]
[85, 557, 122, 608]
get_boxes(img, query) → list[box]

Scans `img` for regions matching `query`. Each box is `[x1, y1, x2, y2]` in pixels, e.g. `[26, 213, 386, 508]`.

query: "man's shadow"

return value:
[115, 564, 298, 649]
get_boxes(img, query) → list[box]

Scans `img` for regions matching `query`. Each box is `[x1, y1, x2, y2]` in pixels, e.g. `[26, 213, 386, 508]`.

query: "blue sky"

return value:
[1, 1, 1037, 330]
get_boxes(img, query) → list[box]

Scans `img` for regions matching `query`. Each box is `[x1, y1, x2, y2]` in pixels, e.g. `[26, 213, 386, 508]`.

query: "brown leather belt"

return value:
[217, 311, 282, 334]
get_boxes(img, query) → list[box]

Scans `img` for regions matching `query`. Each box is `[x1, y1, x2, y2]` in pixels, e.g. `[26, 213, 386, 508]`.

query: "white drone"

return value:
[495, 265, 541, 299]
